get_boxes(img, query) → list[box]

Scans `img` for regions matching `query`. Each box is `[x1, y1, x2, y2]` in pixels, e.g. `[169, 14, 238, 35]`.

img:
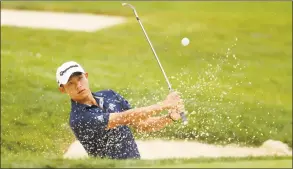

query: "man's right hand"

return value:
[162, 91, 183, 109]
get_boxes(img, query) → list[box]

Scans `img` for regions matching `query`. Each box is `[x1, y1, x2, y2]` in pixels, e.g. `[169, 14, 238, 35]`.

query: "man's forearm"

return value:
[132, 115, 173, 132]
[125, 103, 165, 123]
[107, 102, 168, 129]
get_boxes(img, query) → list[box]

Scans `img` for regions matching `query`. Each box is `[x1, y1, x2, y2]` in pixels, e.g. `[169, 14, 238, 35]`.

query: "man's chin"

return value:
[79, 90, 89, 97]
[73, 91, 89, 100]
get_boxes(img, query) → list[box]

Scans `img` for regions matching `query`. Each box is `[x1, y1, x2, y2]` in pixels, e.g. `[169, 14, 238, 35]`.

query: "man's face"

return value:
[59, 72, 91, 101]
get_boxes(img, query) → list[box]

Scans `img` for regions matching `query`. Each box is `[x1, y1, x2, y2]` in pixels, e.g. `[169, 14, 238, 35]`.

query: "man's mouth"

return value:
[78, 89, 85, 94]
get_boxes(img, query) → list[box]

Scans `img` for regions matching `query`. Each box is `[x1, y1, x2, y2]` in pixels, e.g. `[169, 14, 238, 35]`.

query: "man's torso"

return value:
[69, 89, 140, 159]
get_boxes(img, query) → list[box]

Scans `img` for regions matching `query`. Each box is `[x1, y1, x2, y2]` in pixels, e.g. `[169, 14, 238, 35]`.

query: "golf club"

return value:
[122, 3, 188, 125]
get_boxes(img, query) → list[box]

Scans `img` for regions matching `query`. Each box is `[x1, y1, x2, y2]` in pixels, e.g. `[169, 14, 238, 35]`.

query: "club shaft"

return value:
[123, 3, 188, 125]
[136, 19, 172, 91]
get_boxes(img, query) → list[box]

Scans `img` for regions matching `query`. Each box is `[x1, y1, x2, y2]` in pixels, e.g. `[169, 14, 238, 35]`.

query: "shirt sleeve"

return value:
[110, 90, 132, 111]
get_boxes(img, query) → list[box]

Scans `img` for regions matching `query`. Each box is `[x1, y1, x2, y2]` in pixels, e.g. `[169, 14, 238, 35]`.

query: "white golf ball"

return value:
[181, 37, 190, 46]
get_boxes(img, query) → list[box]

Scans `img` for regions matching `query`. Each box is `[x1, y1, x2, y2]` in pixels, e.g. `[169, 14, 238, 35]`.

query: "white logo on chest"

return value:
[95, 115, 104, 122]
[108, 103, 116, 111]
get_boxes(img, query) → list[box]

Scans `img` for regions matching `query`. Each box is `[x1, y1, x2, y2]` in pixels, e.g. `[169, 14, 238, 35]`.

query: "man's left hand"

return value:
[168, 101, 185, 121]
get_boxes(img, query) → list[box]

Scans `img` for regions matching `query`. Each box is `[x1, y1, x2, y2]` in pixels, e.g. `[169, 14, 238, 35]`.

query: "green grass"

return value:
[1, 154, 292, 168]
[1, 1, 292, 168]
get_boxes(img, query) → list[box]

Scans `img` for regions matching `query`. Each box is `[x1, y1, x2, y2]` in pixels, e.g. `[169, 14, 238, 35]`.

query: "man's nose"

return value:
[76, 81, 82, 89]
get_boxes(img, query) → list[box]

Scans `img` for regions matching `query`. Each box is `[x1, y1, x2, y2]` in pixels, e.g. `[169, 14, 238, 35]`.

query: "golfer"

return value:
[56, 61, 185, 159]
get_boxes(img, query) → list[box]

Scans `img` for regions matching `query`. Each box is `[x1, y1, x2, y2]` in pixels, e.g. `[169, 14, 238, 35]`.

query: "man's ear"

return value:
[58, 86, 66, 93]
[84, 72, 88, 78]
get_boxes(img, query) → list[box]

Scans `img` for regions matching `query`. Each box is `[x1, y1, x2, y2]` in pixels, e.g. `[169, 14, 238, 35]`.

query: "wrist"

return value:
[166, 113, 176, 122]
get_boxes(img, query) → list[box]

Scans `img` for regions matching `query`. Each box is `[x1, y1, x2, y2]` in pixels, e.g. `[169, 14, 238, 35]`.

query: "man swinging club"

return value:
[56, 61, 185, 159]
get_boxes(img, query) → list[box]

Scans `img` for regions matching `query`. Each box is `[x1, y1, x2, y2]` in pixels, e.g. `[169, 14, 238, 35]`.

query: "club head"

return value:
[121, 3, 135, 10]
[121, 2, 139, 18]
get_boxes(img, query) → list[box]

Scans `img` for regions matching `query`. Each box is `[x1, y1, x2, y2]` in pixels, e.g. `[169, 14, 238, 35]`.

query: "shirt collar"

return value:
[71, 92, 102, 111]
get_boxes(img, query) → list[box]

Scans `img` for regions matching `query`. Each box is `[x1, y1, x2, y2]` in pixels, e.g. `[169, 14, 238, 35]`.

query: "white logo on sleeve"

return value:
[109, 103, 116, 111]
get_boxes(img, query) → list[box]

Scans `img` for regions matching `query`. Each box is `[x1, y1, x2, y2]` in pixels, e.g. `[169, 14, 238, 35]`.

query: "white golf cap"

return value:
[56, 61, 85, 86]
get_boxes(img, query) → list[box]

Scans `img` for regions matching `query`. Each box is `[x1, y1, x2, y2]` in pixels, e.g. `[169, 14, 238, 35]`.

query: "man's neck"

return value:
[76, 93, 98, 106]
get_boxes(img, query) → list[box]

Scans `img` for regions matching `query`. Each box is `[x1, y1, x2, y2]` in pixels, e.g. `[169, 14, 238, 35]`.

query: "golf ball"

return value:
[181, 37, 189, 46]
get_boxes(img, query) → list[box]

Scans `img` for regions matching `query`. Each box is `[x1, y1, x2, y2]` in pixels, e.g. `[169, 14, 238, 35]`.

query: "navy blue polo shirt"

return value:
[69, 89, 140, 159]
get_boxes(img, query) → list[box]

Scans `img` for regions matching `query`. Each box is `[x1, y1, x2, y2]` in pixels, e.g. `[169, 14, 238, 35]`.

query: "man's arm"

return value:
[131, 114, 174, 132]
[106, 91, 182, 130]
[106, 102, 168, 129]
[130, 104, 185, 132]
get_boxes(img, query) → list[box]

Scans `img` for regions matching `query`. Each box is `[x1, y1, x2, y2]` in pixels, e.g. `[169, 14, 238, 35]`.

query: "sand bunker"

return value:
[63, 139, 292, 160]
[1, 9, 126, 32]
